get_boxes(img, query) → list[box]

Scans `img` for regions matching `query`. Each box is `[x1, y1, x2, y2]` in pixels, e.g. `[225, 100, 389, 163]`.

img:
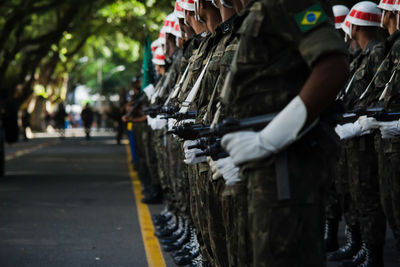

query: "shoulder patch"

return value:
[295, 3, 328, 33]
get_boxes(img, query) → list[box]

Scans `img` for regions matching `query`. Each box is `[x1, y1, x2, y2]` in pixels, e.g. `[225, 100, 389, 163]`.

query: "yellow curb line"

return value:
[5, 140, 59, 161]
[125, 144, 166, 267]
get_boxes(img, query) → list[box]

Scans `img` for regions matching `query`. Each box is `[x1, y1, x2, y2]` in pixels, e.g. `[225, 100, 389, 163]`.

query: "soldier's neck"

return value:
[356, 35, 373, 52]
[219, 7, 236, 22]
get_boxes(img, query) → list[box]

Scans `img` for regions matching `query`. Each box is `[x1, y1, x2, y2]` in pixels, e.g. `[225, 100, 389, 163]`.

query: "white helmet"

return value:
[333, 5, 350, 29]
[171, 17, 182, 38]
[175, 0, 185, 19]
[152, 47, 166, 66]
[341, 2, 381, 40]
[158, 31, 166, 46]
[151, 39, 161, 54]
[163, 13, 177, 34]
[347, 1, 381, 27]
[378, 0, 397, 11]
[180, 0, 195, 11]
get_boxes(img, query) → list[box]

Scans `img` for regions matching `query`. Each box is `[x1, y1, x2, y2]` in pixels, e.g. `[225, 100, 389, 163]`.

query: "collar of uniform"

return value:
[362, 39, 379, 55]
[387, 30, 400, 47]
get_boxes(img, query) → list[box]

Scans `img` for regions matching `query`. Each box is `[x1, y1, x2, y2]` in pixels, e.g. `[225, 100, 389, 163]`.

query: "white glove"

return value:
[147, 115, 153, 127]
[183, 140, 206, 165]
[335, 118, 372, 140]
[181, 119, 195, 124]
[168, 119, 177, 131]
[216, 156, 240, 186]
[358, 116, 381, 132]
[152, 115, 167, 130]
[379, 120, 400, 139]
[221, 96, 307, 165]
[207, 157, 222, 180]
[143, 84, 155, 100]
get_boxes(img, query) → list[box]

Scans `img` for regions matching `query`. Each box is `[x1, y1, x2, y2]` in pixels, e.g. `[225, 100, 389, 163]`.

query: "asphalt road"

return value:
[0, 133, 398, 267]
[0, 135, 153, 267]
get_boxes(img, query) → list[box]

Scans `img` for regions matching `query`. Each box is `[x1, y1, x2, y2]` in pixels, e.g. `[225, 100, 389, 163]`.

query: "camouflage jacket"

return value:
[342, 39, 385, 111]
[224, 0, 347, 119]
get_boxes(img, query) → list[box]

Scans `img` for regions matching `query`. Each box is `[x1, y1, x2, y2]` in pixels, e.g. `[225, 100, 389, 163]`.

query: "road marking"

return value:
[125, 144, 166, 267]
[5, 141, 58, 161]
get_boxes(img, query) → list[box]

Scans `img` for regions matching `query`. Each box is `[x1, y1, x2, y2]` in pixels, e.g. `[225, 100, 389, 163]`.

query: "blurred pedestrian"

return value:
[54, 103, 67, 139]
[21, 109, 30, 141]
[81, 103, 94, 140]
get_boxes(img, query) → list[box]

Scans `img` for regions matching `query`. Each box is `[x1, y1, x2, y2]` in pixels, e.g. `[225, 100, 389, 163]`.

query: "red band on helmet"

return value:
[335, 15, 347, 24]
[350, 9, 381, 22]
[381, 0, 396, 4]
[154, 54, 165, 60]
[182, 0, 195, 4]
[175, 2, 184, 11]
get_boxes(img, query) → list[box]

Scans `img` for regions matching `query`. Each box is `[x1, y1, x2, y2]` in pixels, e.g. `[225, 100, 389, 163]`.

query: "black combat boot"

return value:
[163, 224, 191, 252]
[339, 242, 367, 267]
[358, 244, 384, 267]
[172, 228, 198, 257]
[160, 218, 186, 244]
[155, 216, 181, 238]
[328, 224, 362, 261]
[173, 246, 200, 266]
[153, 211, 173, 226]
[155, 213, 176, 231]
[325, 218, 340, 252]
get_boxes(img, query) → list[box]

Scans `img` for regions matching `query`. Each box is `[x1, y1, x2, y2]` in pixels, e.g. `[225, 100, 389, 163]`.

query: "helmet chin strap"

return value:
[396, 12, 400, 30]
[194, 0, 206, 24]
[380, 10, 385, 28]
[220, 0, 232, 8]
[211, 0, 219, 8]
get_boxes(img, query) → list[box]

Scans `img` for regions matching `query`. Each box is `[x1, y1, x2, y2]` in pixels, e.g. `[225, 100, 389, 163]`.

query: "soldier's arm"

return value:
[299, 53, 349, 121]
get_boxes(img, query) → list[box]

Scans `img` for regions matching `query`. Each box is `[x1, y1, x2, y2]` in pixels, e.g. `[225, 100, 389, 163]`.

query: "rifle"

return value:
[186, 113, 278, 160]
[334, 107, 400, 124]
[125, 93, 147, 117]
[199, 113, 278, 138]
[161, 111, 197, 121]
[194, 139, 229, 161]
[143, 104, 163, 118]
[167, 122, 210, 140]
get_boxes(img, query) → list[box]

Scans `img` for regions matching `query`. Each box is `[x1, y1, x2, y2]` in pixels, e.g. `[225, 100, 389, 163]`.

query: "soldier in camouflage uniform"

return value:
[219, 1, 349, 266]
[359, 2, 400, 262]
[331, 2, 387, 265]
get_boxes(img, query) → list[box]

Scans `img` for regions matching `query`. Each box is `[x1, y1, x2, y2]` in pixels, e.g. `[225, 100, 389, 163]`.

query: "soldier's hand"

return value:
[379, 119, 400, 139]
[207, 157, 222, 180]
[221, 131, 272, 165]
[358, 116, 380, 132]
[215, 156, 240, 186]
[183, 140, 206, 165]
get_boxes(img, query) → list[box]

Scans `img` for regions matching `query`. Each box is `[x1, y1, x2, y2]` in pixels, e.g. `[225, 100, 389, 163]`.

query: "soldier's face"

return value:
[382, 11, 390, 29]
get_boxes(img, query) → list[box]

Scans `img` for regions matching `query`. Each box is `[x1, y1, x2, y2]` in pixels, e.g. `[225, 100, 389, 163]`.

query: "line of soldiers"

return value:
[123, 0, 400, 266]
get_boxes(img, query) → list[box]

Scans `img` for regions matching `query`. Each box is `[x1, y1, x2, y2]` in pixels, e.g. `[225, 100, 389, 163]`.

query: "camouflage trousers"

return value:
[206, 176, 229, 267]
[344, 135, 386, 246]
[141, 125, 161, 188]
[377, 136, 400, 253]
[243, 136, 329, 267]
[325, 150, 342, 221]
[335, 143, 359, 228]
[222, 181, 252, 267]
[188, 164, 214, 264]
[131, 123, 153, 192]
[152, 130, 174, 207]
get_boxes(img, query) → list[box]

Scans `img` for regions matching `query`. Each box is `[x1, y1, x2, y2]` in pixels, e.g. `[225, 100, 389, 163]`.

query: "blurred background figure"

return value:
[21, 109, 31, 141]
[81, 103, 94, 140]
[54, 103, 67, 139]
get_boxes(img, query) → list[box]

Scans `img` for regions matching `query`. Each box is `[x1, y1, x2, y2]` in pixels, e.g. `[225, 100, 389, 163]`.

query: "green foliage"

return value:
[0, 0, 174, 104]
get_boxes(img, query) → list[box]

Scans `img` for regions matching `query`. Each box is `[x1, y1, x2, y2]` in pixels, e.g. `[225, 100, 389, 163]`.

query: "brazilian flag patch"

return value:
[295, 3, 328, 32]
